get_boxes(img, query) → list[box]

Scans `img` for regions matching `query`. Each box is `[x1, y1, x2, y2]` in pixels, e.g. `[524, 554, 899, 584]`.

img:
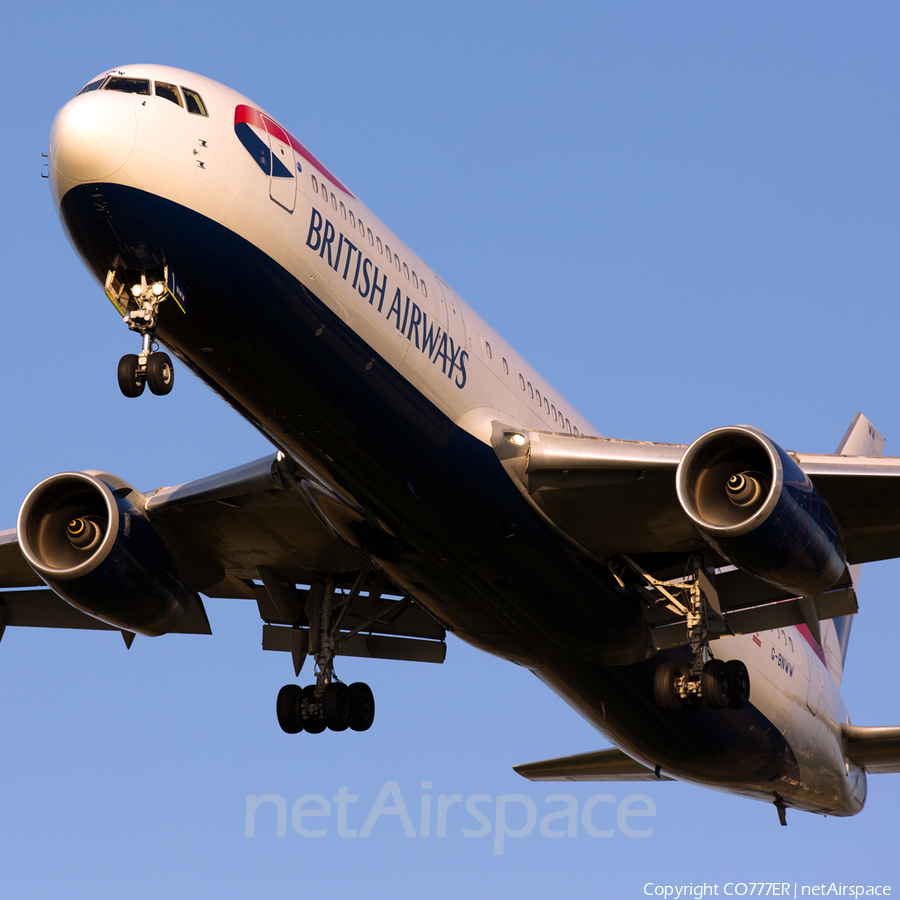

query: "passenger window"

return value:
[535, 389, 541, 405]
[421, 280, 428, 297]
[155, 81, 182, 107]
[403, 263, 410, 280]
[544, 398, 550, 415]
[311, 175, 319, 192]
[502, 358, 509, 375]
[340, 201, 347, 219]
[377, 237, 383, 254]
[527, 381, 533, 398]
[485, 341, 492, 359]
[368, 229, 374, 246]
[349, 211, 356, 228]
[331, 194, 337, 210]
[182, 87, 208, 116]
[105, 77, 151, 95]
[321, 186, 328, 203]
[565, 418, 571, 432]
[551, 404, 557, 421]
[385, 246, 392, 263]
[412, 271, 419, 288]
[573, 426, 579, 435]
[519, 374, 525, 390]
[76, 78, 106, 96]
[395, 255, 401, 272]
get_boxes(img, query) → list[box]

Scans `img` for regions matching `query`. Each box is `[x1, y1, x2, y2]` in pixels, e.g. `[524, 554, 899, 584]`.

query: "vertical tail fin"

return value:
[826, 413, 884, 686]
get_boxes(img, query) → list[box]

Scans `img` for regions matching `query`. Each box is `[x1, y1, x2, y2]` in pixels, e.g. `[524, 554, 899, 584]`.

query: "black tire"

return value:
[302, 685, 326, 734]
[146, 352, 174, 395]
[348, 682, 375, 732]
[653, 662, 681, 711]
[702, 659, 731, 709]
[276, 684, 303, 734]
[726, 659, 751, 709]
[117, 354, 145, 398]
[322, 682, 352, 732]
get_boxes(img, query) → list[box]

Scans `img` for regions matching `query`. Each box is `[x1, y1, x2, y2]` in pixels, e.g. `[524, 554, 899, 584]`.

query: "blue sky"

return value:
[1, 2, 899, 896]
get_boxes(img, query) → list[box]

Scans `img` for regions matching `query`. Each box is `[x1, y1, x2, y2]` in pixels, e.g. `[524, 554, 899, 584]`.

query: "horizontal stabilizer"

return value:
[843, 724, 900, 774]
[513, 747, 672, 782]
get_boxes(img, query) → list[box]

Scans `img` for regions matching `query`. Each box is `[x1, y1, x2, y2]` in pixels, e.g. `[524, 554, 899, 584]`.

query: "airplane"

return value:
[3, 63, 900, 825]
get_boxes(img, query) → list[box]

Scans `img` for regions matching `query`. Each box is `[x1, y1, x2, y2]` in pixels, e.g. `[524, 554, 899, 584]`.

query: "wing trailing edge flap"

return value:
[843, 724, 900, 774]
[644, 566, 858, 651]
[0, 588, 211, 641]
[0, 531, 212, 641]
[513, 747, 673, 782]
[258, 573, 447, 669]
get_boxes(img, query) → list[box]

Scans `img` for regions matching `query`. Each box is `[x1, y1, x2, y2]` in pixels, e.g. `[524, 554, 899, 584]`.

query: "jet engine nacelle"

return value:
[17, 471, 194, 636]
[676, 426, 846, 597]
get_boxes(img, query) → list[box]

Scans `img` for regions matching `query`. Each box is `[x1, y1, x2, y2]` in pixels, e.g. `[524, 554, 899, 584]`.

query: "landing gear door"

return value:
[263, 114, 297, 213]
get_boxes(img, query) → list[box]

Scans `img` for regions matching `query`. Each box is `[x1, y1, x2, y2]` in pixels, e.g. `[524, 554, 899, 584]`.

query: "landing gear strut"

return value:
[108, 269, 175, 398]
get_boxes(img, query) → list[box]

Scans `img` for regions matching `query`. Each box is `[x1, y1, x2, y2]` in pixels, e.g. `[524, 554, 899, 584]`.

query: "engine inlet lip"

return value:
[17, 472, 120, 581]
[676, 425, 784, 538]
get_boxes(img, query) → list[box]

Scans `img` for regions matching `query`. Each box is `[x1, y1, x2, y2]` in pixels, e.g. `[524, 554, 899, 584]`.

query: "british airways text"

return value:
[306, 208, 468, 389]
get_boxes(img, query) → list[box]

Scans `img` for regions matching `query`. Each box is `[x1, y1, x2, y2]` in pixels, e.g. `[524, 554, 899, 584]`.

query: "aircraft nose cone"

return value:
[50, 95, 137, 183]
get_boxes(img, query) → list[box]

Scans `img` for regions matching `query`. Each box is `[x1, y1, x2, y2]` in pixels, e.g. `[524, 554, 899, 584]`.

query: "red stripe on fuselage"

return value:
[796, 622, 828, 668]
[234, 104, 356, 198]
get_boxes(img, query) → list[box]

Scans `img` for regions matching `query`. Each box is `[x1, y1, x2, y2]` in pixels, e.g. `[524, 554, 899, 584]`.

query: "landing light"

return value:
[151, 282, 165, 296]
[505, 432, 526, 446]
[131, 284, 142, 297]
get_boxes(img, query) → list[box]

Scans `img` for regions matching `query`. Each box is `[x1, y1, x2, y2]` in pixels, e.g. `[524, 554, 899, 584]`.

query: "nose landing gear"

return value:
[106, 268, 177, 398]
[117, 335, 174, 397]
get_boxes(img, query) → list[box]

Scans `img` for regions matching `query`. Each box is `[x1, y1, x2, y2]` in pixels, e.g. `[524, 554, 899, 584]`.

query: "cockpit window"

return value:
[104, 77, 151, 95]
[181, 87, 208, 116]
[75, 78, 106, 97]
[155, 81, 183, 107]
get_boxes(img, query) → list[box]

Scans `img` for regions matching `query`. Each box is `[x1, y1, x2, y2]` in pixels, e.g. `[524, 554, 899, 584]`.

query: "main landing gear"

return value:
[275, 578, 377, 735]
[654, 657, 750, 712]
[614, 553, 752, 712]
[276, 681, 375, 734]
[111, 270, 175, 398]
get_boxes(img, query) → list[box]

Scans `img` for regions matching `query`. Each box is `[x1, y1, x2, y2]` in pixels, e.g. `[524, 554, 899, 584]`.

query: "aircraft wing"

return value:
[491, 414, 899, 647]
[0, 454, 445, 664]
[141, 454, 366, 599]
[492, 415, 900, 566]
[0, 529, 43, 588]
